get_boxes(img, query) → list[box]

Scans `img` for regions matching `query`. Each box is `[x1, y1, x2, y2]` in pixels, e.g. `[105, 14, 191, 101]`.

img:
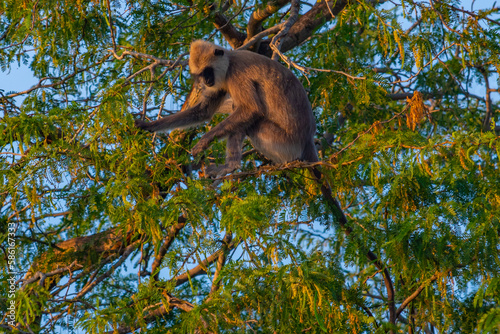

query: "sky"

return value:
[0, 61, 38, 95]
[0, 0, 498, 103]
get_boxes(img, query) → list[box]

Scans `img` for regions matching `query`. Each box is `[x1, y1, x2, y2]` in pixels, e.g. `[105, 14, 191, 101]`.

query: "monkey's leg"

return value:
[245, 120, 310, 164]
[205, 132, 244, 177]
[191, 108, 261, 156]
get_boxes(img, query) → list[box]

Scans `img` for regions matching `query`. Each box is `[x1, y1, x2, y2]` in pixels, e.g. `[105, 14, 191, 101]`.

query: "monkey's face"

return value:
[189, 40, 229, 91]
[200, 67, 216, 87]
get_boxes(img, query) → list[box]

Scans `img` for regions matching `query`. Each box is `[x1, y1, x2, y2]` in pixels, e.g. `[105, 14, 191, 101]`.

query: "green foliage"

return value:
[1, 0, 499, 333]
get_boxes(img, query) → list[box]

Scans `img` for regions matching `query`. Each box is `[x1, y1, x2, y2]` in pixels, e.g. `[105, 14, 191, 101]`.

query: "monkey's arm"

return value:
[134, 106, 213, 133]
[134, 91, 227, 133]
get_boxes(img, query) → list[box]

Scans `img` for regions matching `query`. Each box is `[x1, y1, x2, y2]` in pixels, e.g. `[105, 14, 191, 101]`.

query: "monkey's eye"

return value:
[214, 49, 224, 56]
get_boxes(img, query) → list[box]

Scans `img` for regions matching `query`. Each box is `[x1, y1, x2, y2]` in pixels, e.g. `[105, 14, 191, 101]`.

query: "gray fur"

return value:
[135, 40, 318, 176]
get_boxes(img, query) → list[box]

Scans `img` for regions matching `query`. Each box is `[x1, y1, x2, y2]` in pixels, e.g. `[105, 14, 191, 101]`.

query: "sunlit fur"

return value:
[135, 40, 318, 176]
[189, 40, 230, 92]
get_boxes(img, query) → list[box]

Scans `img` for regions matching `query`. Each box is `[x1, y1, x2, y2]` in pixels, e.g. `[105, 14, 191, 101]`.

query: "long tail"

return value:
[309, 166, 351, 234]
[301, 139, 351, 231]
[308, 158, 395, 323]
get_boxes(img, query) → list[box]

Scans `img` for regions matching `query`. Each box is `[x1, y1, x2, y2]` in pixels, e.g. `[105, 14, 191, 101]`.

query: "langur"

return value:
[135, 40, 318, 176]
[135, 40, 348, 230]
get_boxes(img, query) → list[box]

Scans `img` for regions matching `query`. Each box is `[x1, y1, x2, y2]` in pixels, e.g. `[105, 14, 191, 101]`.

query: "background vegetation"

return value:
[1, 0, 499, 333]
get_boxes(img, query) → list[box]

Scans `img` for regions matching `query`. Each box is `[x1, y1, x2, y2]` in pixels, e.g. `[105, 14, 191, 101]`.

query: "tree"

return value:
[1, 0, 499, 332]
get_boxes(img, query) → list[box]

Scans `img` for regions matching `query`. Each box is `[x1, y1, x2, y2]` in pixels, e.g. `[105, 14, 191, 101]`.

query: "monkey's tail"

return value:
[309, 166, 352, 235]
[310, 165, 396, 322]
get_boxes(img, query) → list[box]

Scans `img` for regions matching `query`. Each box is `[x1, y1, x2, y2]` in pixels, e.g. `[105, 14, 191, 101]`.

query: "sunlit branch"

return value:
[238, 24, 283, 50]
[172, 236, 237, 287]
[151, 216, 187, 280]
[247, 0, 290, 39]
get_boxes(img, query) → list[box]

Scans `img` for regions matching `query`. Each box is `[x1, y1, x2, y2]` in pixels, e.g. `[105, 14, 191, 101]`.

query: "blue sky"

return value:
[1, 0, 497, 106]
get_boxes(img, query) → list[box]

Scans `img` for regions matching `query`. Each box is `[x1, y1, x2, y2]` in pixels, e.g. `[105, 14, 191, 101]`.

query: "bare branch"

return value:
[141, 66, 157, 115]
[478, 67, 494, 131]
[238, 24, 283, 51]
[105, 0, 117, 51]
[109, 48, 187, 67]
[76, 242, 138, 298]
[104, 295, 195, 334]
[396, 272, 439, 320]
[151, 216, 187, 280]
[212, 155, 365, 184]
[279, 0, 349, 54]
[19, 261, 82, 286]
[1, 56, 110, 99]
[23, 228, 136, 287]
[172, 236, 237, 287]
[110, 49, 188, 119]
[396, 259, 477, 321]
[429, 0, 463, 36]
[104, 235, 237, 334]
[442, 3, 500, 26]
[246, 0, 290, 39]
[213, 11, 247, 48]
[270, 0, 300, 61]
[208, 233, 233, 297]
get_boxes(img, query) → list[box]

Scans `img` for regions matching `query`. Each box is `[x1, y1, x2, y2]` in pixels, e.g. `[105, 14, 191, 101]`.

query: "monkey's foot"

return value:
[205, 163, 238, 178]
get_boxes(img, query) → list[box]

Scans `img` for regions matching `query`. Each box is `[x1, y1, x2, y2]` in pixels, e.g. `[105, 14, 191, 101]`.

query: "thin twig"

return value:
[151, 216, 187, 280]
[443, 3, 500, 26]
[105, 0, 117, 51]
[19, 261, 83, 286]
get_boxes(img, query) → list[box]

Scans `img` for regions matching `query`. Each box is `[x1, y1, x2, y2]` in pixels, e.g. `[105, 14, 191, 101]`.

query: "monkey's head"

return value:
[189, 40, 229, 90]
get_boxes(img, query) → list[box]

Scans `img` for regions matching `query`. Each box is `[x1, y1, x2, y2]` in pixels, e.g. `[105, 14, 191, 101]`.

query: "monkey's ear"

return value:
[214, 49, 224, 56]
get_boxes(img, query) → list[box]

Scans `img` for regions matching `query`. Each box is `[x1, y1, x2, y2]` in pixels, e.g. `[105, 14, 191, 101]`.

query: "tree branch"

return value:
[395, 259, 475, 321]
[478, 67, 494, 131]
[102, 236, 236, 334]
[104, 295, 195, 334]
[279, 0, 349, 54]
[270, 0, 300, 61]
[213, 11, 247, 48]
[1, 57, 110, 99]
[246, 0, 290, 39]
[237, 24, 283, 51]
[151, 216, 187, 280]
[19, 261, 82, 286]
[172, 236, 237, 287]
[395, 272, 439, 320]
[23, 227, 136, 289]
[312, 169, 396, 326]
[208, 233, 233, 297]
[75, 242, 138, 298]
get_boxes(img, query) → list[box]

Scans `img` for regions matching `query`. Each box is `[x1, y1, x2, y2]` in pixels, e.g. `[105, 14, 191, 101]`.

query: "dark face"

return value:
[201, 67, 215, 87]
[199, 48, 225, 87]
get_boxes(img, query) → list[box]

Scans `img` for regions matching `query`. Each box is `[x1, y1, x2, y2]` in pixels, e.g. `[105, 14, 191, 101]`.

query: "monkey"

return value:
[135, 40, 350, 233]
[134, 41, 375, 273]
[134, 40, 318, 176]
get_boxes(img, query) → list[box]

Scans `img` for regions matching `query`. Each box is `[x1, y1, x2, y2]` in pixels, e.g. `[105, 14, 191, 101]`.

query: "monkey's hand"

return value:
[134, 119, 152, 132]
[205, 163, 238, 178]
